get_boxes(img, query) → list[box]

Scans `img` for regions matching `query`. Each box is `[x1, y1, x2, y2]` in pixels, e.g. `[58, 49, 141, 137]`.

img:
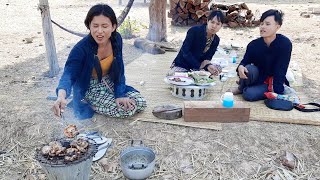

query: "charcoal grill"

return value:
[35, 139, 98, 180]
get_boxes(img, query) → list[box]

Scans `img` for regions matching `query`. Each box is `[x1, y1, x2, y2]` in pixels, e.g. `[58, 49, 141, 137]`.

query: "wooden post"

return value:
[39, 0, 59, 77]
[147, 0, 167, 42]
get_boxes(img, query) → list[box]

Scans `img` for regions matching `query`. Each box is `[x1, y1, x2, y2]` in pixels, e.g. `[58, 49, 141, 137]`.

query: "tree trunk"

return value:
[147, 0, 167, 42]
[39, 0, 59, 77]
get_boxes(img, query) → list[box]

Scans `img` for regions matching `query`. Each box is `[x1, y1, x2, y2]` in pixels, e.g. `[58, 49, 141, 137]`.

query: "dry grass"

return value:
[1, 0, 320, 179]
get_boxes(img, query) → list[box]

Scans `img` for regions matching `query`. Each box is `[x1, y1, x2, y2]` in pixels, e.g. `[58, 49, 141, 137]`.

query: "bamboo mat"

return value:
[125, 52, 320, 129]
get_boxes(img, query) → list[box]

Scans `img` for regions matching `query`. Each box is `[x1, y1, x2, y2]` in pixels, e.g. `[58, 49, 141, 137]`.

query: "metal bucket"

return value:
[120, 140, 156, 180]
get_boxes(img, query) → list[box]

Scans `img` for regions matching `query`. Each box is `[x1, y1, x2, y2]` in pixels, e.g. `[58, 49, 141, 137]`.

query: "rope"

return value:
[50, 0, 135, 37]
[51, 20, 86, 37]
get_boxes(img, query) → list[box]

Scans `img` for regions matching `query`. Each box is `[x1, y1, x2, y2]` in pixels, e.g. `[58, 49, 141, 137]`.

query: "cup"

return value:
[221, 92, 234, 108]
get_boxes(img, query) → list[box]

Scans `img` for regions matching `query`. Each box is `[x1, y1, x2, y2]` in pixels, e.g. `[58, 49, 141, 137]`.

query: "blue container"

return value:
[223, 99, 234, 108]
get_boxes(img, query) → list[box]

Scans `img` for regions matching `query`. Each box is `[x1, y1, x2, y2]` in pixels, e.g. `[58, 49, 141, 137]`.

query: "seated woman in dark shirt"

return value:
[232, 9, 292, 101]
[167, 10, 225, 77]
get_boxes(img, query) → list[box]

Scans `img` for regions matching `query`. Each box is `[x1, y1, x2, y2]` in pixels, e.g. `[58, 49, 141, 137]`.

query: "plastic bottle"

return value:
[230, 50, 237, 64]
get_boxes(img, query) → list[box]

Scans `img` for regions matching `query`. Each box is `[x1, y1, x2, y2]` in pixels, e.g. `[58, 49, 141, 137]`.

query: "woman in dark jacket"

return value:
[167, 10, 225, 76]
[52, 4, 146, 119]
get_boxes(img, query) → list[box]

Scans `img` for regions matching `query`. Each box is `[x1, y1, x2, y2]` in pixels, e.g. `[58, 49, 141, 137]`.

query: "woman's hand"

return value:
[52, 89, 67, 117]
[115, 97, 136, 111]
[200, 60, 211, 69]
[238, 65, 248, 79]
[207, 64, 222, 76]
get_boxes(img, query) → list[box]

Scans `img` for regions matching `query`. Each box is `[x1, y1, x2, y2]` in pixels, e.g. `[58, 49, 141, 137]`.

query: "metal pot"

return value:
[120, 140, 156, 180]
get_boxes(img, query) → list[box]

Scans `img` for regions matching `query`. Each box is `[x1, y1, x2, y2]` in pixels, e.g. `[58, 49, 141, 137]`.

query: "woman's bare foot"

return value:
[230, 87, 242, 95]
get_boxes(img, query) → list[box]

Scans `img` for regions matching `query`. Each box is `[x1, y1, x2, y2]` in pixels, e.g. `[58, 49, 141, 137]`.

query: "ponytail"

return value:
[109, 32, 121, 83]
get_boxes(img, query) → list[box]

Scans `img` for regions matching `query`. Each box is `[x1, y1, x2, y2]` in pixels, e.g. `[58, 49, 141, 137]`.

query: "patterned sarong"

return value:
[85, 75, 146, 118]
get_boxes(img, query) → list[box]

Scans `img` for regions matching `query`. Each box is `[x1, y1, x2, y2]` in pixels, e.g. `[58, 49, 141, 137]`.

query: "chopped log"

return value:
[196, 10, 204, 18]
[246, 12, 254, 20]
[228, 21, 238, 28]
[187, 19, 197, 26]
[179, 12, 189, 19]
[240, 2, 249, 10]
[200, 2, 209, 9]
[172, 0, 180, 4]
[189, 7, 196, 14]
[169, 0, 211, 26]
[170, 8, 176, 15]
[193, 0, 201, 6]
[186, 2, 193, 9]
[216, 4, 228, 11]
[210, 2, 260, 28]
[190, 13, 199, 21]
[204, 10, 211, 17]
[228, 5, 236, 13]
[236, 10, 247, 24]
[179, 0, 186, 8]
[199, 16, 207, 24]
[194, 5, 200, 11]
[182, 7, 189, 14]
[182, 19, 188, 26]
[177, 16, 184, 23]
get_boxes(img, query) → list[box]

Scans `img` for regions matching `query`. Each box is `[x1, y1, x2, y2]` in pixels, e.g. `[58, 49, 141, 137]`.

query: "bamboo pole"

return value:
[39, 0, 59, 77]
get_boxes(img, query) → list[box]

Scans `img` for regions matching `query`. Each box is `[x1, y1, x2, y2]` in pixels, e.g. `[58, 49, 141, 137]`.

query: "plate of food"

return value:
[188, 71, 215, 86]
[194, 78, 216, 86]
[166, 76, 194, 85]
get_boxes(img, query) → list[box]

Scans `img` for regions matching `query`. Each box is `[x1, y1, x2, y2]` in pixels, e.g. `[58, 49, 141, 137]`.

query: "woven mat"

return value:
[126, 52, 320, 129]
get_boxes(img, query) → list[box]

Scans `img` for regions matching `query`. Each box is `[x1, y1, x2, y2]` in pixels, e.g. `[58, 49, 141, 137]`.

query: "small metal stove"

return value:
[35, 139, 98, 180]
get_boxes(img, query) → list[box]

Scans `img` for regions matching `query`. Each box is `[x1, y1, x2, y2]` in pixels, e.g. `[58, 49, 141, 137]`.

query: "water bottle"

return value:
[230, 50, 237, 64]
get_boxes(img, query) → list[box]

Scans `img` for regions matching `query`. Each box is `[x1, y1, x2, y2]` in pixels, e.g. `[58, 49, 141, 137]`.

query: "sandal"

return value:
[93, 138, 112, 162]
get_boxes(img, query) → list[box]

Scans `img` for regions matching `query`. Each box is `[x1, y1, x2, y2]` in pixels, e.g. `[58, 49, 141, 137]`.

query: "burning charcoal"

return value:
[41, 146, 51, 155]
[64, 125, 79, 138]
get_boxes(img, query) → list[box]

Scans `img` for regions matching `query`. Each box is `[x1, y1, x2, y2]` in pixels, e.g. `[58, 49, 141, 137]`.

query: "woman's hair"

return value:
[207, 10, 225, 23]
[260, 9, 284, 26]
[84, 3, 117, 29]
[84, 4, 122, 83]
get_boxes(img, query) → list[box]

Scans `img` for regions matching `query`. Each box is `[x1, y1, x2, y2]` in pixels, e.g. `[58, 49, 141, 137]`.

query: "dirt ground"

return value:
[1, 0, 320, 179]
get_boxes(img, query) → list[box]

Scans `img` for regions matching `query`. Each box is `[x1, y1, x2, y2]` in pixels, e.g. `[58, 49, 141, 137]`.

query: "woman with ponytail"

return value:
[53, 4, 146, 120]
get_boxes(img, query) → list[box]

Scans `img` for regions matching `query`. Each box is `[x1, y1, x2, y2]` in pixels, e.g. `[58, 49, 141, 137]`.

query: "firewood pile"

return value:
[168, 0, 211, 26]
[210, 2, 260, 28]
